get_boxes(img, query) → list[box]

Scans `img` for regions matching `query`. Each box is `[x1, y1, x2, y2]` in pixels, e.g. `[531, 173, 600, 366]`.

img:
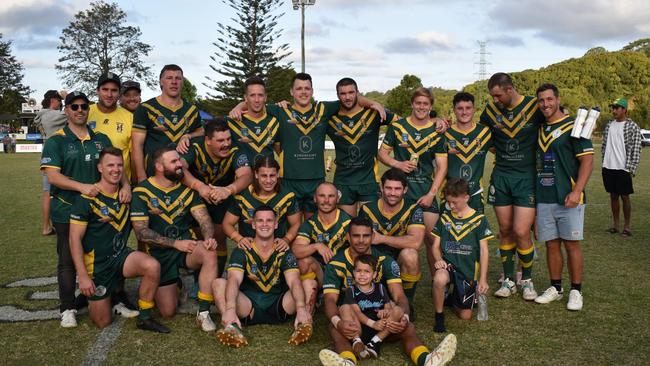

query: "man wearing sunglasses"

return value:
[41, 91, 131, 328]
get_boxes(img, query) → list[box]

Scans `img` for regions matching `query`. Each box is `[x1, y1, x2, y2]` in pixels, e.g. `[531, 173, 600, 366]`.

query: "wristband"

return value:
[365, 319, 376, 328]
[331, 315, 341, 328]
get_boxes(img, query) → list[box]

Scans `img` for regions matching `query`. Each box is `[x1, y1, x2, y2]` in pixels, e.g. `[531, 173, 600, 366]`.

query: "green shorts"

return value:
[206, 197, 233, 224]
[375, 244, 400, 260]
[241, 290, 289, 326]
[487, 173, 535, 208]
[89, 248, 133, 301]
[282, 178, 324, 213]
[336, 182, 380, 206]
[151, 248, 188, 286]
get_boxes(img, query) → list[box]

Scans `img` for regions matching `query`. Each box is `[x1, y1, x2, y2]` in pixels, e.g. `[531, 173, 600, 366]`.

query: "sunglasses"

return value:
[69, 103, 89, 111]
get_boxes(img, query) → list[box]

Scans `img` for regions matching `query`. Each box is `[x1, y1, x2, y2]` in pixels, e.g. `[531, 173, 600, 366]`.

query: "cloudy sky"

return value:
[2, 0, 649, 102]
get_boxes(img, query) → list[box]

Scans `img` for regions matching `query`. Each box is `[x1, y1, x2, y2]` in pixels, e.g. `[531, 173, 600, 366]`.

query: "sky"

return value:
[2, 0, 650, 103]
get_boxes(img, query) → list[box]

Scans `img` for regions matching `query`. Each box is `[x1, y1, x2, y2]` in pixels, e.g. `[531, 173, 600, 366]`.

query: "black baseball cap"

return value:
[65, 91, 90, 106]
[97, 72, 121, 89]
[44, 90, 62, 100]
[121, 80, 141, 94]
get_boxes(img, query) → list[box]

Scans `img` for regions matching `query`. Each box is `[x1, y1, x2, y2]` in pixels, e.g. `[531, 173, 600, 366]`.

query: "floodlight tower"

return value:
[292, 0, 317, 72]
[474, 40, 490, 106]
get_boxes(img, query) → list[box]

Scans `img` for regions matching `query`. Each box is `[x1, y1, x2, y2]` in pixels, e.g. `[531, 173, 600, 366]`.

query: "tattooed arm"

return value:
[132, 219, 176, 248]
[191, 206, 217, 250]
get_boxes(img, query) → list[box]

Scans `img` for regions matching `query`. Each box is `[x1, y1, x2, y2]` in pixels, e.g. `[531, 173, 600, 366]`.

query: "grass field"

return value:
[1, 148, 649, 365]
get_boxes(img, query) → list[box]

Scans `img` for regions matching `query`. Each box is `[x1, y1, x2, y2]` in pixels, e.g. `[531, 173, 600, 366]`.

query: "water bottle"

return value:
[477, 293, 488, 321]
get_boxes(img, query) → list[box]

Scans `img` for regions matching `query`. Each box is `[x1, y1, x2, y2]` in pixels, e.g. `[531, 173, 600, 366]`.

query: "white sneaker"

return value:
[534, 286, 563, 304]
[425, 333, 457, 366]
[113, 302, 139, 318]
[196, 310, 216, 332]
[319, 349, 355, 366]
[520, 279, 538, 301]
[566, 289, 583, 311]
[494, 279, 517, 298]
[60, 309, 77, 328]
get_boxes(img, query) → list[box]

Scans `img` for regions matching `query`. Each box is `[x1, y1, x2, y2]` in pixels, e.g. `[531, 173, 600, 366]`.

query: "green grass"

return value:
[1, 149, 649, 365]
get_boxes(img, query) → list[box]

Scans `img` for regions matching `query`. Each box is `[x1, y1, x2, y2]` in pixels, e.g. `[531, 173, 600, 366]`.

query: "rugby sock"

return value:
[137, 299, 155, 320]
[551, 279, 562, 292]
[570, 283, 582, 292]
[434, 312, 446, 333]
[217, 249, 228, 277]
[410, 345, 431, 366]
[499, 243, 517, 279]
[517, 245, 535, 279]
[339, 351, 357, 365]
[197, 291, 214, 312]
[401, 273, 422, 302]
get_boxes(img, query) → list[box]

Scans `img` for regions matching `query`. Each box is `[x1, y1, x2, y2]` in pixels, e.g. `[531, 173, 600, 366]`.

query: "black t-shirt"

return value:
[343, 283, 390, 321]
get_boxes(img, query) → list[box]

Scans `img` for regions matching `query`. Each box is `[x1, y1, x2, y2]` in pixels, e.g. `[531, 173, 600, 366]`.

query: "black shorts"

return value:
[360, 324, 378, 343]
[446, 267, 477, 310]
[602, 168, 634, 195]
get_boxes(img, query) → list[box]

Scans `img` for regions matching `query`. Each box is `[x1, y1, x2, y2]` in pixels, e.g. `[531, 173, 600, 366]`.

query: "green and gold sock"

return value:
[401, 273, 422, 302]
[137, 299, 154, 321]
[217, 249, 228, 277]
[197, 291, 214, 313]
[410, 345, 431, 366]
[517, 245, 535, 279]
[499, 243, 517, 279]
[340, 351, 357, 365]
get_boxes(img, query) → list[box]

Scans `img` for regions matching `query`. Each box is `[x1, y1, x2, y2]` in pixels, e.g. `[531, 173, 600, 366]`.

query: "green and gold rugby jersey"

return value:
[536, 115, 594, 205]
[40, 126, 112, 223]
[227, 186, 299, 238]
[480, 96, 544, 177]
[432, 209, 494, 280]
[181, 136, 250, 186]
[444, 123, 492, 197]
[296, 209, 351, 264]
[381, 117, 446, 200]
[227, 245, 299, 298]
[322, 247, 402, 298]
[326, 107, 397, 185]
[227, 106, 280, 165]
[358, 198, 425, 258]
[273, 101, 339, 179]
[130, 178, 205, 255]
[70, 191, 131, 277]
[132, 97, 202, 174]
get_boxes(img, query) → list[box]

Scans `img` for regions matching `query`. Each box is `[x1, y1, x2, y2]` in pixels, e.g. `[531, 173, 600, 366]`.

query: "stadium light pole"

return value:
[292, 0, 316, 73]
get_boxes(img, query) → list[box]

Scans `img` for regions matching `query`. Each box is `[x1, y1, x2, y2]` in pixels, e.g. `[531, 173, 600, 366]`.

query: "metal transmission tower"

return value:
[474, 40, 490, 107]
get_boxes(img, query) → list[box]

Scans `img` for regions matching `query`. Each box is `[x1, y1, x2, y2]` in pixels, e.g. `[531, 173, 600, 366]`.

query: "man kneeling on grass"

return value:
[319, 216, 456, 366]
[69, 147, 169, 332]
[212, 205, 313, 347]
[432, 178, 493, 332]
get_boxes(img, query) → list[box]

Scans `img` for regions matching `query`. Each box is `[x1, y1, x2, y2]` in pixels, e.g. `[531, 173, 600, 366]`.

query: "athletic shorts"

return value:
[360, 324, 378, 343]
[89, 248, 133, 301]
[536, 203, 585, 242]
[487, 173, 536, 208]
[602, 168, 634, 195]
[336, 182, 380, 206]
[419, 197, 440, 214]
[42, 172, 51, 192]
[151, 249, 188, 287]
[282, 178, 324, 213]
[206, 197, 233, 224]
[240, 291, 289, 326]
[446, 266, 476, 310]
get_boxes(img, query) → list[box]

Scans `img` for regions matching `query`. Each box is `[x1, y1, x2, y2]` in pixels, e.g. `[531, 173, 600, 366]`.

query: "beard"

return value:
[163, 167, 184, 182]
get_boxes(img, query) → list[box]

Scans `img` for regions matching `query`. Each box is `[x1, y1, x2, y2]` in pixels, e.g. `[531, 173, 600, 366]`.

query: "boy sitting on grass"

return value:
[339, 254, 405, 359]
[432, 178, 493, 332]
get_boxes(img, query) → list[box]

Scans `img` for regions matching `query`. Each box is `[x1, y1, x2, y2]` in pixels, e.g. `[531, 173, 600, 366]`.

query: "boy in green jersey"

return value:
[69, 148, 169, 333]
[320, 217, 456, 366]
[212, 205, 313, 347]
[432, 178, 492, 333]
[130, 146, 219, 332]
[532, 84, 593, 311]
[480, 73, 544, 300]
[132, 64, 204, 181]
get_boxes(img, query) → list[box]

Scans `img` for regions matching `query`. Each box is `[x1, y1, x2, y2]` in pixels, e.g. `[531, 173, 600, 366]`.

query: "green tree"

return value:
[205, 0, 291, 113]
[182, 78, 198, 104]
[265, 65, 296, 104]
[56, 1, 155, 96]
[0, 34, 30, 114]
[385, 75, 423, 116]
[622, 38, 650, 58]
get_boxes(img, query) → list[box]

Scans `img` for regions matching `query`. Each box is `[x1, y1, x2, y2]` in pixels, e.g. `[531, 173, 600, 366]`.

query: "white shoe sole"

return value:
[319, 349, 349, 366]
[435, 334, 457, 365]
